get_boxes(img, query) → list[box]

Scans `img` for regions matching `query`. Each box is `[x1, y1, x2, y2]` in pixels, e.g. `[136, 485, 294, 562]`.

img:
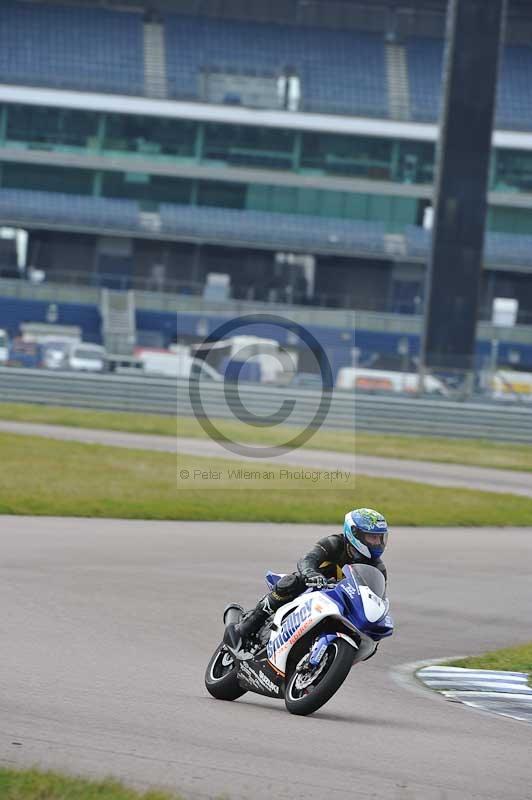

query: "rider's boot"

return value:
[223, 596, 273, 651]
[223, 575, 303, 652]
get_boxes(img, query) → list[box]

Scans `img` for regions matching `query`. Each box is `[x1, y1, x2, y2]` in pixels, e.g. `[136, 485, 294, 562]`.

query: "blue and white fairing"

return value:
[264, 564, 393, 676]
[327, 564, 393, 642]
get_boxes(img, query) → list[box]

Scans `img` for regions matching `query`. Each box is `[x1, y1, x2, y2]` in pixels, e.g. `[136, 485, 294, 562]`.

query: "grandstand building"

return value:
[1, 0, 532, 370]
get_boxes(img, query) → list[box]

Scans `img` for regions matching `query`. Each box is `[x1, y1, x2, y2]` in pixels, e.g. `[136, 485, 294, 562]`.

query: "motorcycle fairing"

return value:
[263, 565, 394, 676]
[236, 657, 284, 699]
[325, 566, 394, 641]
[266, 592, 342, 675]
[265, 570, 285, 590]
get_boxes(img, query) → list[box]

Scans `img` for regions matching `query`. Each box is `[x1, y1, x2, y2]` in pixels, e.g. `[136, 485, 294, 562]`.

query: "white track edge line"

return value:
[391, 657, 532, 726]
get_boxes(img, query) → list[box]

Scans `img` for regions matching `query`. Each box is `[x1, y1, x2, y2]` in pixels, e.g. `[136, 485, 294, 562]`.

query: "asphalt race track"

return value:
[1, 517, 531, 800]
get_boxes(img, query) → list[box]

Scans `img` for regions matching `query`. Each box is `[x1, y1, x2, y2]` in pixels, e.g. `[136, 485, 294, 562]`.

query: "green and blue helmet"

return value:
[344, 508, 388, 559]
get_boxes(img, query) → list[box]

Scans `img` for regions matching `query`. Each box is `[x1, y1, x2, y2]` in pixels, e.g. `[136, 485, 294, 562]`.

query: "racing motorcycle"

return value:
[205, 563, 393, 716]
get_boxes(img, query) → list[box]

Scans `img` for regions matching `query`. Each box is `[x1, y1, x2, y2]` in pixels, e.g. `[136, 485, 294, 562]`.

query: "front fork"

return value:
[307, 632, 360, 668]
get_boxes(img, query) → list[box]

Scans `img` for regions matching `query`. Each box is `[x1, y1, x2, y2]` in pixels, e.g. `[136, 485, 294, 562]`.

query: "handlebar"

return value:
[305, 576, 338, 590]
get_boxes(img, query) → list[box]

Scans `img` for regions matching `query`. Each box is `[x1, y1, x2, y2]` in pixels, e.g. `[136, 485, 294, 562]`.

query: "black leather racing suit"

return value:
[235, 533, 387, 642]
[297, 533, 387, 585]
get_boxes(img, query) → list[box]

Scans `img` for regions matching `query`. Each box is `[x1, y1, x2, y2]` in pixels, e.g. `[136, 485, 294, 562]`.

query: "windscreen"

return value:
[344, 564, 386, 598]
[74, 349, 103, 361]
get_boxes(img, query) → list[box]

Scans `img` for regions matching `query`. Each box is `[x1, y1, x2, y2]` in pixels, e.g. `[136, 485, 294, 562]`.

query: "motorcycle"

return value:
[205, 563, 394, 716]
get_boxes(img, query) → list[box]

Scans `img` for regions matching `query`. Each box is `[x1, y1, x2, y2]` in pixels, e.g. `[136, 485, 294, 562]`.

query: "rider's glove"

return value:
[305, 573, 328, 589]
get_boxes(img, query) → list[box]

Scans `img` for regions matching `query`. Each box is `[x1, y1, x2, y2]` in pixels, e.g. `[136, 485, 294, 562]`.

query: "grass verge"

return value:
[1, 401, 531, 472]
[0, 767, 181, 800]
[448, 642, 532, 686]
[2, 432, 532, 525]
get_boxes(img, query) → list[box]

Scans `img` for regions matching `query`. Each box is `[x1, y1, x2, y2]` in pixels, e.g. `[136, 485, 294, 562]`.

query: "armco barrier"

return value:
[0, 367, 531, 444]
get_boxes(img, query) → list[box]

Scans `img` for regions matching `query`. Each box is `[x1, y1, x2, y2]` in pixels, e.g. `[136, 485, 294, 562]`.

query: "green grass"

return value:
[448, 642, 532, 686]
[0, 767, 181, 800]
[2, 432, 532, 525]
[1, 401, 531, 472]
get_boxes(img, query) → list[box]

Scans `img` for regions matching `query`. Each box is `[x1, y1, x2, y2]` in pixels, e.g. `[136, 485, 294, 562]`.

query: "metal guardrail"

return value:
[0, 367, 354, 431]
[1, 367, 532, 444]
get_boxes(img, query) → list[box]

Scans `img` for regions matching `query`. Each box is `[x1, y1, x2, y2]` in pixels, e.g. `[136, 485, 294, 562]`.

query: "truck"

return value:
[7, 337, 43, 368]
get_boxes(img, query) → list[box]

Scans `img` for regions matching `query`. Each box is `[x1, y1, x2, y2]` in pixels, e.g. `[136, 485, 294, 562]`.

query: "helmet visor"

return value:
[352, 528, 388, 556]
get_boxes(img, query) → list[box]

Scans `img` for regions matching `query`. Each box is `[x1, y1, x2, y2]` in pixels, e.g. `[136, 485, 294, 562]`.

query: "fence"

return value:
[1, 367, 531, 444]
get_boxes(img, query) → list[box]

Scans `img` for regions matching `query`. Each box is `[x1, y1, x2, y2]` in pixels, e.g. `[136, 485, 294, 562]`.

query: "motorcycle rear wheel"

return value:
[205, 644, 247, 701]
[285, 639, 354, 716]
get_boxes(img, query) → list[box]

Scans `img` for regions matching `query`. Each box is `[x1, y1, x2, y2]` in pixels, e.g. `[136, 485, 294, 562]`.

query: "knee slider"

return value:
[275, 573, 300, 596]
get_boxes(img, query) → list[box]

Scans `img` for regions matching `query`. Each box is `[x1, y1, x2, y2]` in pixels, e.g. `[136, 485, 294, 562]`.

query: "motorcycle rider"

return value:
[224, 507, 389, 652]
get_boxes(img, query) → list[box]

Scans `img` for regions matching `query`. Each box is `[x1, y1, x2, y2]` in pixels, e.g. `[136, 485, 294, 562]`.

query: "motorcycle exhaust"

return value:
[223, 603, 244, 626]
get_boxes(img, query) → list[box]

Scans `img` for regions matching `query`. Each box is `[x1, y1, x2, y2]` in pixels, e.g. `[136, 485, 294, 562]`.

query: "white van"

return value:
[136, 347, 222, 381]
[0, 328, 8, 364]
[336, 367, 448, 396]
[68, 343, 106, 373]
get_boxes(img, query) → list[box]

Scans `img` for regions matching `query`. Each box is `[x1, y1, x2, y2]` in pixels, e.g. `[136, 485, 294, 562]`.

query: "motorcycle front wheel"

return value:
[285, 639, 354, 716]
[205, 643, 247, 701]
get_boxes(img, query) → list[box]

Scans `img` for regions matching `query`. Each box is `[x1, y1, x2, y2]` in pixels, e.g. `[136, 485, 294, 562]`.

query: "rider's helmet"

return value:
[343, 508, 388, 560]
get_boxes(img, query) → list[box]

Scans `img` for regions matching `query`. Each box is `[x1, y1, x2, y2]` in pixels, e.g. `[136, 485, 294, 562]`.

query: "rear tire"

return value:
[205, 644, 247, 701]
[285, 639, 354, 716]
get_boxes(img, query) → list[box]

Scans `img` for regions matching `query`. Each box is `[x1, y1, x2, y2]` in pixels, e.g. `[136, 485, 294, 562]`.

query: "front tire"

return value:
[205, 644, 247, 701]
[285, 639, 354, 716]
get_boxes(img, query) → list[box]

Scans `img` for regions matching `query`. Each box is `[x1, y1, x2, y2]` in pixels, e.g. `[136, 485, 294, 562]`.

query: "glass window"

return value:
[197, 180, 246, 209]
[5, 104, 99, 149]
[269, 186, 298, 214]
[390, 196, 418, 227]
[101, 171, 192, 204]
[301, 133, 392, 179]
[494, 149, 532, 194]
[245, 182, 418, 222]
[203, 123, 294, 169]
[295, 187, 321, 216]
[103, 114, 196, 158]
[2, 162, 93, 194]
[344, 193, 369, 218]
[2, 103, 440, 193]
[488, 206, 532, 234]
[246, 183, 273, 211]
[71, 347, 104, 361]
[320, 189, 347, 218]
[396, 141, 435, 184]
